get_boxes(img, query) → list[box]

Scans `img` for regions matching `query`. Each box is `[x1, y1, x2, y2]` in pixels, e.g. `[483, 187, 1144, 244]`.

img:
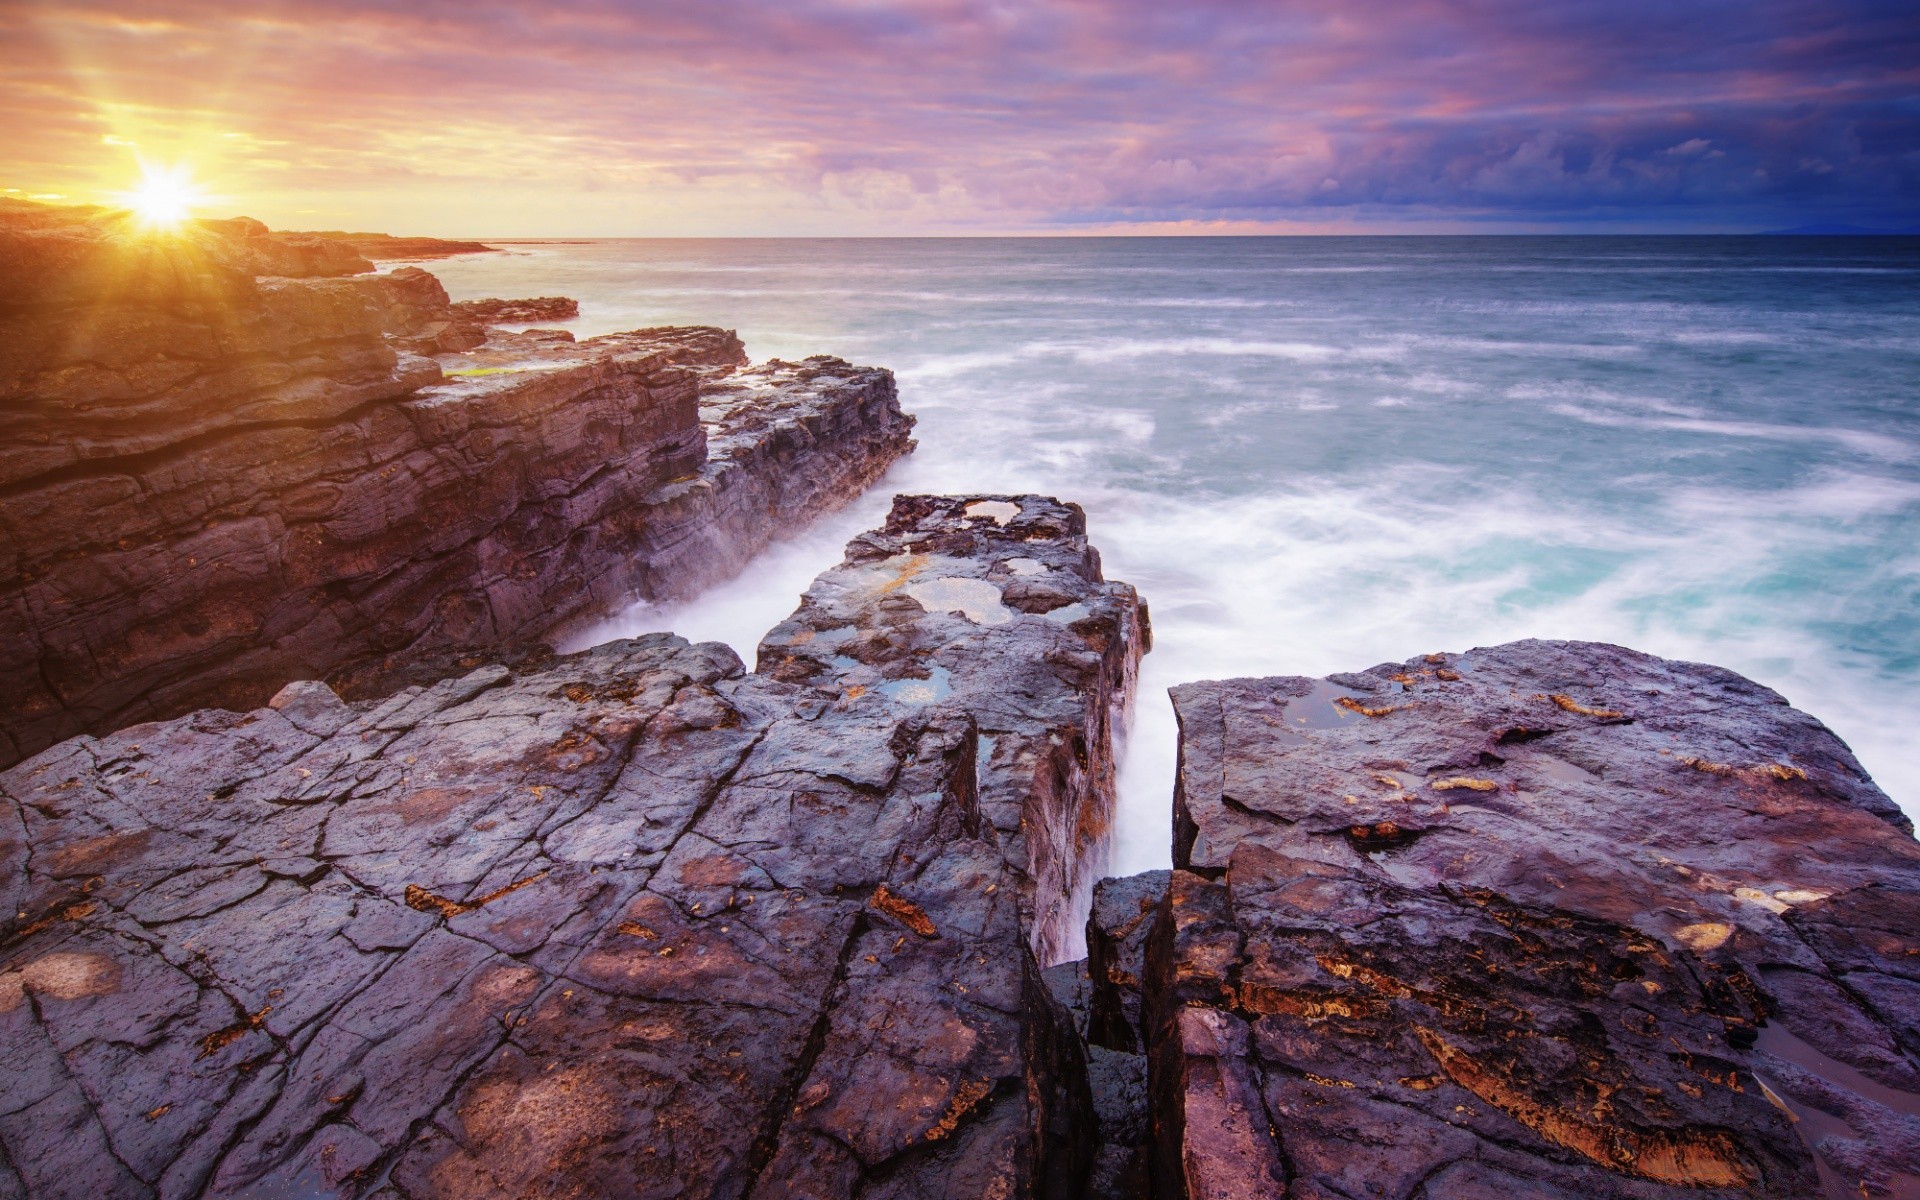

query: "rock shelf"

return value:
[0, 206, 913, 766]
[1077, 641, 1920, 1199]
[0, 494, 1143, 1199]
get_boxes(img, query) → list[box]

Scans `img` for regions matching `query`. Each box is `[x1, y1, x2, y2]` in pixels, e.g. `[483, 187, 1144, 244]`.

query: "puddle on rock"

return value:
[1280, 679, 1371, 731]
[903, 577, 1013, 625]
[1753, 1022, 1920, 1200]
[1002, 557, 1047, 576]
[878, 665, 955, 705]
[964, 500, 1021, 526]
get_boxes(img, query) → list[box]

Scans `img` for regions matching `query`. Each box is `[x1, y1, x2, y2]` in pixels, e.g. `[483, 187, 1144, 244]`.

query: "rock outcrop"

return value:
[0, 495, 1146, 1198]
[451, 296, 579, 324]
[289, 231, 498, 261]
[1081, 640, 1920, 1199]
[757, 494, 1151, 965]
[0, 206, 913, 768]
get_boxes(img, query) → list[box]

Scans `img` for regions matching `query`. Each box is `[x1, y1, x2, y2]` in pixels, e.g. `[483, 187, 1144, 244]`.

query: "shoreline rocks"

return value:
[1076, 640, 1920, 1199]
[0, 495, 1145, 1198]
[288, 230, 499, 261]
[7, 197, 1919, 1200]
[451, 296, 579, 324]
[0, 206, 914, 767]
[757, 494, 1151, 965]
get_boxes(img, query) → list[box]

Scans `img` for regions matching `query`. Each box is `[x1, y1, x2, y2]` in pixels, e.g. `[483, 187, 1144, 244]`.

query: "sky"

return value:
[3, 0, 1917, 236]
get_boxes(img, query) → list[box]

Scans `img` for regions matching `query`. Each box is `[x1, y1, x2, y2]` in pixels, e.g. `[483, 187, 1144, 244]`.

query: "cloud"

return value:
[2, 0, 1915, 233]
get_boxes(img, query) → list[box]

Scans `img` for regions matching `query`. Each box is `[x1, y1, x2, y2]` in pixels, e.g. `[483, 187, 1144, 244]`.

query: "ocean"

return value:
[425, 236, 1920, 874]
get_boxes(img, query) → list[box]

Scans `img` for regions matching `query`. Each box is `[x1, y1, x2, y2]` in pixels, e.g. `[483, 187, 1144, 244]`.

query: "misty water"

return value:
[426, 236, 1920, 873]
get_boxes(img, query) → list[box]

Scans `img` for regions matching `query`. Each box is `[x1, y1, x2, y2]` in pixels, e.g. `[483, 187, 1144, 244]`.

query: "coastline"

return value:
[1, 201, 1916, 1198]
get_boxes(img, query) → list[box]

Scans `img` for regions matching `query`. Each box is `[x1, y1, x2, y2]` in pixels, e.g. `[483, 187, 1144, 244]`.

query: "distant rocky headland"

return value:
[1, 200, 1916, 1199]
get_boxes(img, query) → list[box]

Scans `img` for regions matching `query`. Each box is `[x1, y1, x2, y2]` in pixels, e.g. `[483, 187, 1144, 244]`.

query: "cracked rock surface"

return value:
[0, 205, 913, 767]
[757, 494, 1150, 967]
[0, 494, 1143, 1199]
[1089, 639, 1920, 1199]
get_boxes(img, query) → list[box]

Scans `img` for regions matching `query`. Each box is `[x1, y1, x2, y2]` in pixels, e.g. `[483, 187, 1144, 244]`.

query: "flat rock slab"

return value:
[1137, 639, 1920, 1198]
[0, 495, 1144, 1199]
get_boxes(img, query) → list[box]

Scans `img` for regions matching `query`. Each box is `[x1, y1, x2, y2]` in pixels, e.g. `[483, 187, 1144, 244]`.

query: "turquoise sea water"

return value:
[426, 237, 1920, 873]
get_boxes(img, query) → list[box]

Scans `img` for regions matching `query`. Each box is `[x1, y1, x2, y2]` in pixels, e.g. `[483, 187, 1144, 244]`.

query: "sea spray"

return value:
[439, 235, 1920, 869]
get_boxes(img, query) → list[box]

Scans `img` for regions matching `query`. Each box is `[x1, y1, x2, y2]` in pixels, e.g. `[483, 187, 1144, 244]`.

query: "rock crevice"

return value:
[0, 494, 1144, 1199]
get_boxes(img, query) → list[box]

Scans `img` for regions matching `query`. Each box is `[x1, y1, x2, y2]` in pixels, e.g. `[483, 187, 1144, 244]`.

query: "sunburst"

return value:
[119, 163, 204, 230]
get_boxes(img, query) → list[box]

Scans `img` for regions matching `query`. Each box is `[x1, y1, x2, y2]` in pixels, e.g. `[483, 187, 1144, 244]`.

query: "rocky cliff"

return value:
[0, 495, 1145, 1199]
[1075, 641, 1920, 1199]
[758, 494, 1149, 966]
[0, 206, 913, 767]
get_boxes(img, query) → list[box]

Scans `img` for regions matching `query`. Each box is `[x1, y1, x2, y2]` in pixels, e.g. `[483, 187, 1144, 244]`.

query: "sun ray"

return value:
[117, 163, 204, 230]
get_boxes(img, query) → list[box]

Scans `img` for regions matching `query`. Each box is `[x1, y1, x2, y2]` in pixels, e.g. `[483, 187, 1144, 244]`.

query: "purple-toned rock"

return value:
[1123, 639, 1920, 1199]
[757, 494, 1151, 967]
[0, 495, 1144, 1199]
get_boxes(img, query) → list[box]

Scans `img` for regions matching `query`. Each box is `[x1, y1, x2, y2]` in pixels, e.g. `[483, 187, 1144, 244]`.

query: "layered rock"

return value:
[452, 296, 579, 324]
[1, 207, 913, 767]
[1093, 640, 1919, 1198]
[290, 230, 498, 261]
[757, 494, 1150, 966]
[0, 495, 1146, 1198]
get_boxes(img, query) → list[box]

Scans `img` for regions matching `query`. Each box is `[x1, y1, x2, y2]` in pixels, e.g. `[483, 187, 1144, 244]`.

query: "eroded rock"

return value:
[1115, 639, 1920, 1199]
[0, 495, 1145, 1198]
[0, 205, 914, 767]
[758, 494, 1151, 966]
[451, 296, 580, 324]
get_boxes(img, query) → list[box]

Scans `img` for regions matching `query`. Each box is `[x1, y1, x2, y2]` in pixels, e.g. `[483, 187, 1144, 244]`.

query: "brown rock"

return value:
[0, 207, 914, 768]
[757, 494, 1151, 966]
[451, 296, 580, 325]
[1117, 639, 1920, 1199]
[286, 230, 498, 261]
[0, 494, 1145, 1198]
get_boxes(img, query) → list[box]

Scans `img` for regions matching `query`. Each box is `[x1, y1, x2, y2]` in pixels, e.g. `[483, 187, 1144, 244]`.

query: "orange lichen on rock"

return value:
[1336, 696, 1398, 718]
[925, 1079, 993, 1141]
[869, 883, 938, 937]
[1548, 694, 1625, 719]
[1678, 756, 1809, 784]
[404, 884, 474, 918]
[876, 553, 929, 594]
[1237, 983, 1387, 1022]
[1431, 776, 1498, 792]
[198, 1003, 273, 1060]
[1414, 1028, 1755, 1188]
[404, 871, 548, 920]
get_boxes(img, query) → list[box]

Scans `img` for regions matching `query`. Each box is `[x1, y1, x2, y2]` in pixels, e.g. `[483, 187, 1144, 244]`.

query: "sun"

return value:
[121, 164, 204, 230]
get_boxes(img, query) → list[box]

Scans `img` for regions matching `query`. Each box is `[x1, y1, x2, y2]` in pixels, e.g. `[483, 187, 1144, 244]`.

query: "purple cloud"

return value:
[3, 0, 1914, 232]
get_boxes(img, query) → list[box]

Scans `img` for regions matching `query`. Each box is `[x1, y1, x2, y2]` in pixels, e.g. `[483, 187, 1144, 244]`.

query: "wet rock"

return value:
[1086, 870, 1169, 1053]
[0, 207, 914, 768]
[0, 494, 1142, 1199]
[1135, 639, 1920, 1198]
[451, 296, 580, 324]
[758, 494, 1150, 966]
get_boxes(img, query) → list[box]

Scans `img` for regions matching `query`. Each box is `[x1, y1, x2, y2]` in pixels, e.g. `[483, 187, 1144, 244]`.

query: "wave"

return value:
[1549, 404, 1915, 459]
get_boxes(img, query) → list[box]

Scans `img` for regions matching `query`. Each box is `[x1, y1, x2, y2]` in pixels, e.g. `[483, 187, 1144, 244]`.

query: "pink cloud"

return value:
[3, 0, 1914, 232]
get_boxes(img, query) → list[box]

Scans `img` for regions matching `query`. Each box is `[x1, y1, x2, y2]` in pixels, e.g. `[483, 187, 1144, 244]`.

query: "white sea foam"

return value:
[427, 237, 1920, 855]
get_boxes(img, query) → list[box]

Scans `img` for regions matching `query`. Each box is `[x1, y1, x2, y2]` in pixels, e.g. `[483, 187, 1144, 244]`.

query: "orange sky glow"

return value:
[4, 1, 1915, 236]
